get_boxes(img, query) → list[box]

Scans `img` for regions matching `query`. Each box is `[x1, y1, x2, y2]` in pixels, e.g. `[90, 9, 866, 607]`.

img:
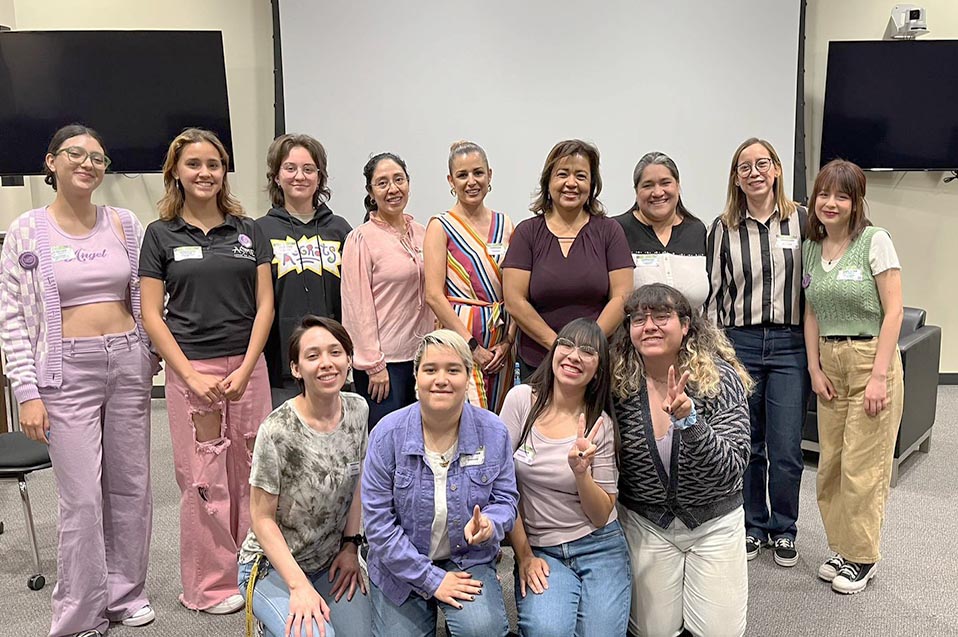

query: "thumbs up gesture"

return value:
[662, 365, 692, 420]
[567, 413, 603, 475]
[464, 504, 492, 545]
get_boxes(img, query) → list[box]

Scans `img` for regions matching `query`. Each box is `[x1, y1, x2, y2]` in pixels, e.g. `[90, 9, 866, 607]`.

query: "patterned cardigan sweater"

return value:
[0, 207, 150, 403]
[614, 358, 750, 530]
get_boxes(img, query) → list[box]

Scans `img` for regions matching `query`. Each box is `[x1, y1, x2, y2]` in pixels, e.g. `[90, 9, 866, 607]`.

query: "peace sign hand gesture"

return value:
[662, 365, 692, 420]
[567, 413, 603, 475]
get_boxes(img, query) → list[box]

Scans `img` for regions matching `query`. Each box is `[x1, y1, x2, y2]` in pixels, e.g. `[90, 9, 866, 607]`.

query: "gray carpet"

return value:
[3, 389, 958, 636]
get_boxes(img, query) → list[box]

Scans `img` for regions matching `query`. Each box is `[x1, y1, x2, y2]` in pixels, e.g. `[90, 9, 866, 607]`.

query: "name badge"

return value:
[51, 245, 76, 263]
[486, 243, 506, 257]
[633, 253, 660, 267]
[836, 268, 864, 282]
[173, 246, 203, 261]
[776, 235, 800, 250]
[460, 446, 486, 467]
[513, 445, 536, 465]
[346, 461, 361, 477]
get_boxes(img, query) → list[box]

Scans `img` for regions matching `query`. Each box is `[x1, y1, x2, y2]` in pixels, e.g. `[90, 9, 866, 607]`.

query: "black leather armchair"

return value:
[803, 307, 941, 486]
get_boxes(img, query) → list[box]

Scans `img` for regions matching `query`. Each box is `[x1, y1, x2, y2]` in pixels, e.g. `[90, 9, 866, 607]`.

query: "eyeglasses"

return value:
[628, 311, 674, 328]
[55, 146, 111, 169]
[735, 157, 774, 177]
[281, 163, 319, 177]
[555, 337, 599, 361]
[372, 175, 407, 191]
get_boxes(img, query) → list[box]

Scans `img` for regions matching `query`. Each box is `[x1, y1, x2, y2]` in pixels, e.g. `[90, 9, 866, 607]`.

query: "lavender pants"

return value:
[165, 354, 270, 610]
[40, 330, 154, 637]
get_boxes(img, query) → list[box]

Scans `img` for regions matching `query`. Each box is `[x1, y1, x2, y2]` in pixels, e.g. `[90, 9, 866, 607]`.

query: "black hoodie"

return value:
[256, 204, 353, 389]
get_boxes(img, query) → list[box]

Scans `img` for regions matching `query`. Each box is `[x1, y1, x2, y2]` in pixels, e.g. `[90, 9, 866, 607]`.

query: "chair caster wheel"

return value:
[0, 521, 4, 534]
[28, 574, 45, 590]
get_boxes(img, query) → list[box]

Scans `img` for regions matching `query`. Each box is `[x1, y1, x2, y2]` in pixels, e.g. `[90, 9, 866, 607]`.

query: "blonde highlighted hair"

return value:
[611, 284, 753, 400]
[413, 329, 475, 375]
[157, 128, 244, 221]
[720, 137, 797, 230]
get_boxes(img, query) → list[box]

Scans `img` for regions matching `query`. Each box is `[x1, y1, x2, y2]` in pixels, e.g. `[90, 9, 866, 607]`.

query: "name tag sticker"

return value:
[51, 245, 76, 263]
[776, 235, 800, 250]
[173, 246, 203, 262]
[346, 461, 361, 477]
[460, 447, 486, 467]
[836, 268, 864, 282]
[486, 243, 506, 257]
[514, 445, 536, 465]
[633, 253, 660, 267]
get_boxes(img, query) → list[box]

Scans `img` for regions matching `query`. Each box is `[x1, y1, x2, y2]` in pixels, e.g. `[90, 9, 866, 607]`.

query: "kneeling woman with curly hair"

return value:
[611, 283, 753, 637]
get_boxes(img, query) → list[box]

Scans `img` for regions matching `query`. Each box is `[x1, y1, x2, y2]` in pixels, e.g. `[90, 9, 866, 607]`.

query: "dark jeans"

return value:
[727, 325, 810, 542]
[354, 361, 417, 430]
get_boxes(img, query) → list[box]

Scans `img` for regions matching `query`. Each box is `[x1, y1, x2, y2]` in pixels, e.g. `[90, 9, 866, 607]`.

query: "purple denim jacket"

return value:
[362, 401, 518, 606]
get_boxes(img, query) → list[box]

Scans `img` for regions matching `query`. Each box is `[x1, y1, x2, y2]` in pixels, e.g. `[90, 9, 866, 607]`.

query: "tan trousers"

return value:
[816, 338, 903, 564]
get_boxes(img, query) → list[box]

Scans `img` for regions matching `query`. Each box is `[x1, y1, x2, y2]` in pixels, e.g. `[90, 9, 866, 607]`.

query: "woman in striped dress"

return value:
[424, 140, 516, 412]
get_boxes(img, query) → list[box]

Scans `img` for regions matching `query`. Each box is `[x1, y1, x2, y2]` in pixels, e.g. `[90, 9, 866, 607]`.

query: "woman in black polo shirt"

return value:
[614, 151, 708, 310]
[139, 128, 274, 615]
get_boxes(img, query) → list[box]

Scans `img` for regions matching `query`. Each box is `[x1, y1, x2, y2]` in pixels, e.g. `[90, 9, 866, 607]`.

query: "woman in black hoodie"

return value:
[257, 134, 353, 407]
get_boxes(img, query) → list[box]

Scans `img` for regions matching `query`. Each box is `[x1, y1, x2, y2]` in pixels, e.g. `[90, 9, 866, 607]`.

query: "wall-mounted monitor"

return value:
[821, 40, 958, 171]
[0, 30, 232, 176]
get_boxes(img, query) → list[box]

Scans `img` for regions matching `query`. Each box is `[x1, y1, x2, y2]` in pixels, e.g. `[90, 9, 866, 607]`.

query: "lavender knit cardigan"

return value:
[0, 206, 151, 403]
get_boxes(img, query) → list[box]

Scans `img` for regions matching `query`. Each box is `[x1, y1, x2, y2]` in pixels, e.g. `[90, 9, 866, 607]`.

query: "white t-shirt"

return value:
[820, 229, 900, 274]
[424, 441, 458, 561]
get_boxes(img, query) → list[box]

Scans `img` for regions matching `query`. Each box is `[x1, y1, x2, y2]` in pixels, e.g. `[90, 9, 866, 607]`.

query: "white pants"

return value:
[619, 505, 748, 637]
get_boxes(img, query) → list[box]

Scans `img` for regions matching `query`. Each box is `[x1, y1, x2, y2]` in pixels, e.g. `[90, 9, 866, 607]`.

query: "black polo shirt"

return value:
[139, 214, 272, 360]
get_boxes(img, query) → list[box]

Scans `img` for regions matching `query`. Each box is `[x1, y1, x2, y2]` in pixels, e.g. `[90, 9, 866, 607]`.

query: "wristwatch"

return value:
[340, 534, 365, 549]
[467, 337, 480, 352]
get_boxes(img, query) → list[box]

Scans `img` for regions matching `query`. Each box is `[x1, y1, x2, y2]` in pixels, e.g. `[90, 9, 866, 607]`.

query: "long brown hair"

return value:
[720, 137, 797, 229]
[157, 128, 244, 221]
[806, 159, 872, 242]
[530, 139, 605, 216]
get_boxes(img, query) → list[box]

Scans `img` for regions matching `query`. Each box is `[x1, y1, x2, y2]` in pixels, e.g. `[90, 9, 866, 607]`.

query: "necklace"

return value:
[823, 236, 851, 265]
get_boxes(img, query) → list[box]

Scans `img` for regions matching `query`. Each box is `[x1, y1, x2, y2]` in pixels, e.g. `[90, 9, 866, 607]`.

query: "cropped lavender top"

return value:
[48, 207, 131, 308]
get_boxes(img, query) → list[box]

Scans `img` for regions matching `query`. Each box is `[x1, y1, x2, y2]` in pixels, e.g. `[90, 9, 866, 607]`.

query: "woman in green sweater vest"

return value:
[802, 159, 904, 595]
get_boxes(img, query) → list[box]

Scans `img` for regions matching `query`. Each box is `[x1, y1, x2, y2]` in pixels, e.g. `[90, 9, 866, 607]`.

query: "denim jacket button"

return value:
[481, 475, 488, 483]
[450, 484, 457, 491]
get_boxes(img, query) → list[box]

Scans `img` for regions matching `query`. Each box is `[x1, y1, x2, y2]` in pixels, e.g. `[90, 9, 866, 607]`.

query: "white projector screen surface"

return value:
[278, 1, 801, 229]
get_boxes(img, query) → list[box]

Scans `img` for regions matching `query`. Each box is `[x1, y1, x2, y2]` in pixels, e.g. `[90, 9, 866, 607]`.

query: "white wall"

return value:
[0, 0, 274, 230]
[805, 0, 958, 371]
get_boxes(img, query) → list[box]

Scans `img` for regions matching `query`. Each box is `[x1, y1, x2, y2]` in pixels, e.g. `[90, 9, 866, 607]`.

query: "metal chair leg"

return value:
[18, 476, 42, 572]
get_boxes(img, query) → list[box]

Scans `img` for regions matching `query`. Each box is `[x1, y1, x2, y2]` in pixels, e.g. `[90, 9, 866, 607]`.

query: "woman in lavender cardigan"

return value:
[362, 329, 518, 637]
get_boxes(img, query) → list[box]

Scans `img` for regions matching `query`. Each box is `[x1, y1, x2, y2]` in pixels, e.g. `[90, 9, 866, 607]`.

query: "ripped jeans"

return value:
[165, 354, 271, 610]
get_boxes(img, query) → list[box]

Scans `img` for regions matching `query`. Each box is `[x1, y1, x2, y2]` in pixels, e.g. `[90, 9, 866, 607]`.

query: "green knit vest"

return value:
[803, 226, 885, 336]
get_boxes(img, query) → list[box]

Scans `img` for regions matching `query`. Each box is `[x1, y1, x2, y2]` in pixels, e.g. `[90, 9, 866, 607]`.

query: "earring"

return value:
[488, 184, 493, 192]
[450, 188, 456, 196]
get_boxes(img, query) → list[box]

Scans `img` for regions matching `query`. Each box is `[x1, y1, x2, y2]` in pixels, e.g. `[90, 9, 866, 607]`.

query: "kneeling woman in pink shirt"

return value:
[500, 318, 631, 636]
[342, 152, 435, 428]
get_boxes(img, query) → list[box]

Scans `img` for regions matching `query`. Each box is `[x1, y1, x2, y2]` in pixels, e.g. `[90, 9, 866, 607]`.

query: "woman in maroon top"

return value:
[503, 139, 634, 381]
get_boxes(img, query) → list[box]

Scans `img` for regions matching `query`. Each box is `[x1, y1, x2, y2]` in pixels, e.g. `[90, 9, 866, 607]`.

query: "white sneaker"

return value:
[120, 604, 156, 627]
[203, 593, 245, 615]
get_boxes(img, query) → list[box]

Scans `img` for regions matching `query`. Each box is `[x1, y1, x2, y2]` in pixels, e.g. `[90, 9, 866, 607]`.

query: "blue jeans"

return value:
[354, 361, 417, 430]
[369, 559, 508, 637]
[238, 558, 372, 637]
[515, 521, 632, 637]
[727, 325, 810, 542]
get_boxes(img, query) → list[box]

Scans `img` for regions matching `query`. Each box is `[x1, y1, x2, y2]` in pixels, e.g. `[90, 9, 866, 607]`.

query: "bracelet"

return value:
[670, 404, 698, 431]
[340, 534, 365, 549]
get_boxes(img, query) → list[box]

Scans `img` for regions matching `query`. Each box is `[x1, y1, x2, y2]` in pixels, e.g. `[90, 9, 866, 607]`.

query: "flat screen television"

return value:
[0, 30, 232, 176]
[820, 40, 958, 171]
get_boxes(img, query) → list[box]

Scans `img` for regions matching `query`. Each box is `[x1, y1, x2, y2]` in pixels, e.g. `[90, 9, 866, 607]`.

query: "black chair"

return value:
[0, 431, 52, 590]
[803, 307, 942, 486]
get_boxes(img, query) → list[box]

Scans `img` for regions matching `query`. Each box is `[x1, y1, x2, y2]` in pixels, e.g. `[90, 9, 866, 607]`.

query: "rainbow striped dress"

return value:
[435, 209, 515, 412]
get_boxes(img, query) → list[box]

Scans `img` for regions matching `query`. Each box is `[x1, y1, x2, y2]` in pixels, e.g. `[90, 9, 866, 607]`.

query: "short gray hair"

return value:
[414, 330, 474, 374]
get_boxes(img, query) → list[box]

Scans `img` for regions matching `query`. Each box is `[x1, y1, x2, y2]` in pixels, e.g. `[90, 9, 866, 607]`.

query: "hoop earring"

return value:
[488, 184, 493, 192]
[450, 188, 456, 196]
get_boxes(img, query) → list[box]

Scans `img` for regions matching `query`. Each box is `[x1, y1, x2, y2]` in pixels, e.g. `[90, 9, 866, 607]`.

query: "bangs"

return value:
[813, 160, 864, 200]
[627, 283, 690, 318]
[557, 318, 606, 351]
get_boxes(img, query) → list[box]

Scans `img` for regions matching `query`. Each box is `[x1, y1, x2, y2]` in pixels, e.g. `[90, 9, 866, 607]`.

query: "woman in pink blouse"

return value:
[342, 152, 435, 428]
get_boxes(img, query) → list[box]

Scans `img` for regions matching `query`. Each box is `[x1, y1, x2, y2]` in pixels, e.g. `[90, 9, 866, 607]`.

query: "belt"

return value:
[821, 335, 874, 342]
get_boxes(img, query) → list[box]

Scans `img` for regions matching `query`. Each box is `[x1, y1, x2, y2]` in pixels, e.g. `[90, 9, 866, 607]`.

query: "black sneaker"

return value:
[745, 535, 763, 561]
[818, 554, 845, 582]
[76, 631, 103, 637]
[831, 561, 877, 594]
[772, 537, 798, 567]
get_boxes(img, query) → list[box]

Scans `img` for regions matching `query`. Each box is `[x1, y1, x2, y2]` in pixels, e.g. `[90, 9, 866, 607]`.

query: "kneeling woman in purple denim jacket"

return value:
[362, 329, 518, 637]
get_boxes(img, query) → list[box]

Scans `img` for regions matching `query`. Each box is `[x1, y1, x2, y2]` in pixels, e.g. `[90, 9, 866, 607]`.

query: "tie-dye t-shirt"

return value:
[239, 392, 368, 573]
